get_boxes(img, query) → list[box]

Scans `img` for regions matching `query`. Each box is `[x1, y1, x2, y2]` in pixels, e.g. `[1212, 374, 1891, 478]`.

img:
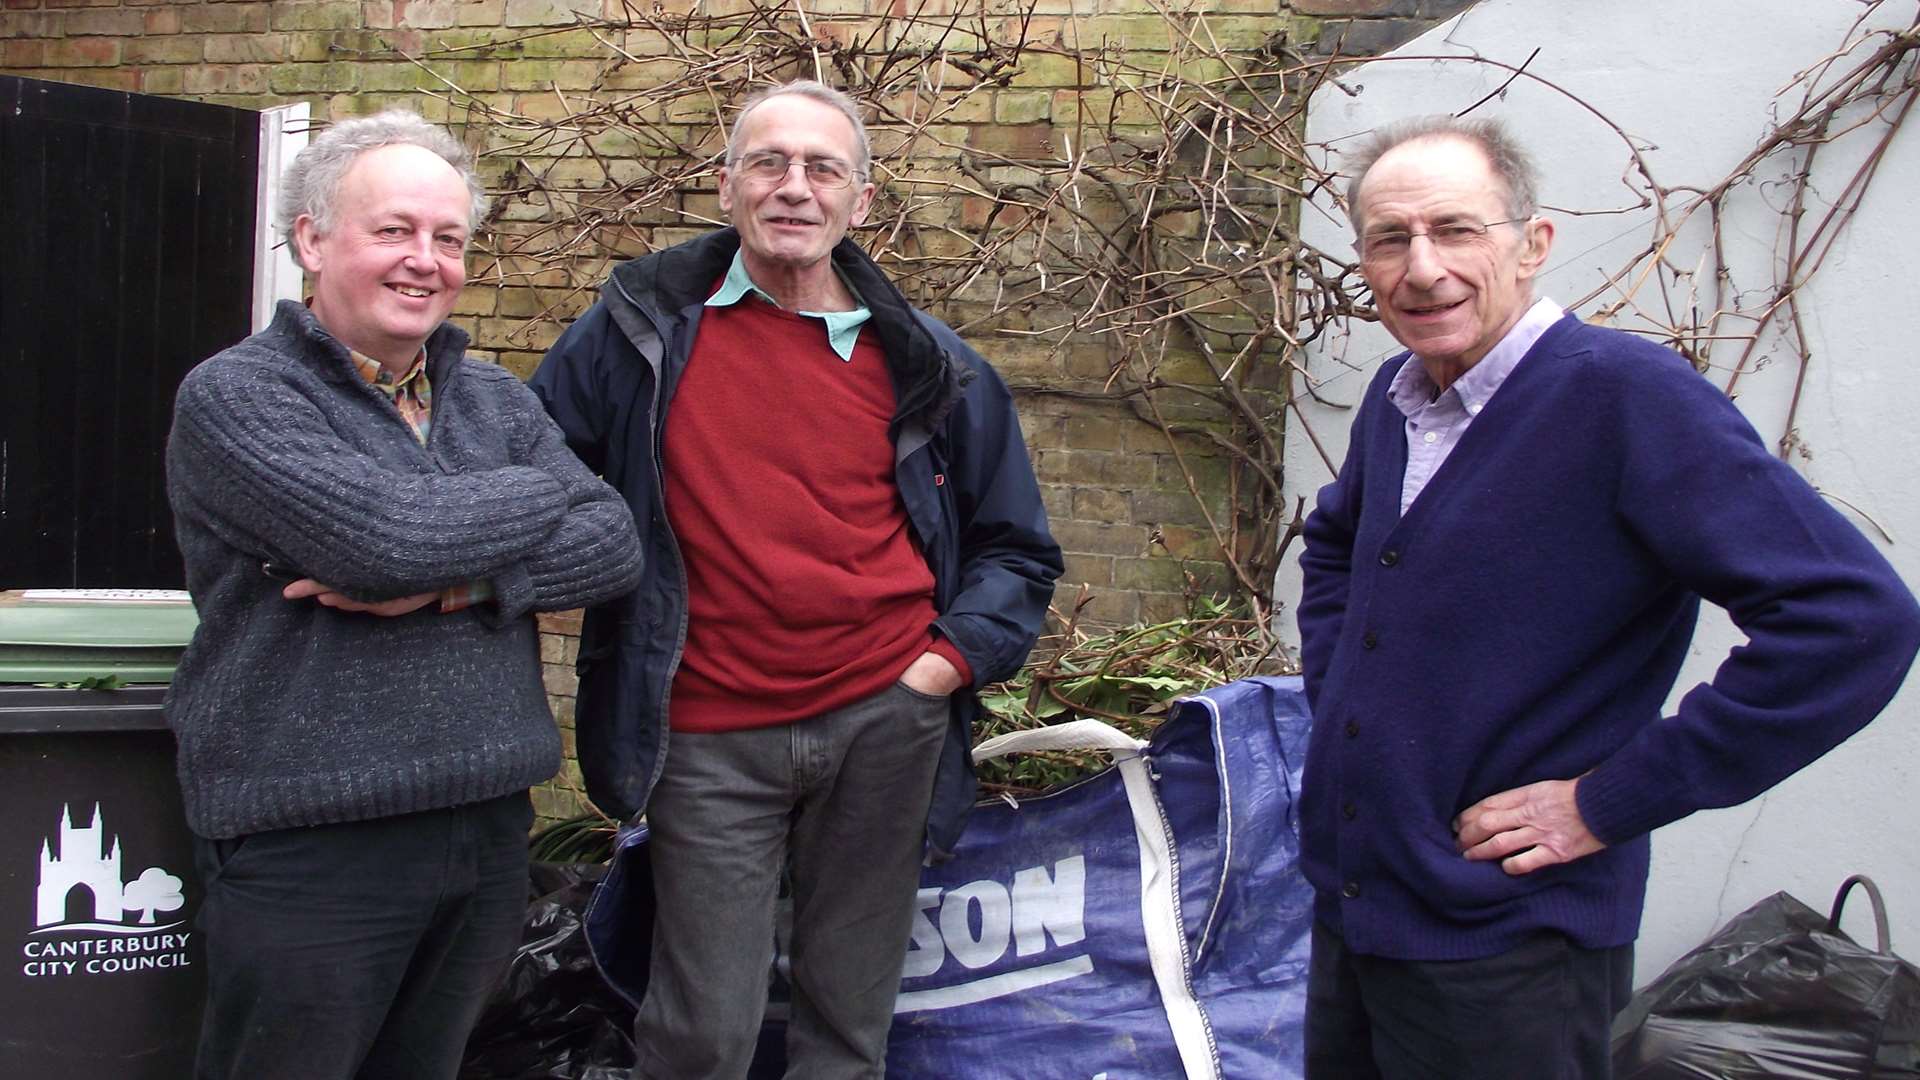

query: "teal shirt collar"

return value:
[704, 250, 871, 362]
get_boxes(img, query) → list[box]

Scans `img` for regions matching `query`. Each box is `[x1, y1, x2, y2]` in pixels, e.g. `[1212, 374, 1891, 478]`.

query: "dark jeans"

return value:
[193, 791, 534, 1080]
[1305, 919, 1634, 1080]
[634, 681, 951, 1080]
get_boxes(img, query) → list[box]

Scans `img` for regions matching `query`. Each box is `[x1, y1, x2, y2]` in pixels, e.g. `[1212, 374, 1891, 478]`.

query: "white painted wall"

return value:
[1279, 0, 1920, 984]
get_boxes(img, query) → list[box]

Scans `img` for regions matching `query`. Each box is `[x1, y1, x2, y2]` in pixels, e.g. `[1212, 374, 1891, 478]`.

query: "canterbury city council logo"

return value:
[22, 803, 193, 978]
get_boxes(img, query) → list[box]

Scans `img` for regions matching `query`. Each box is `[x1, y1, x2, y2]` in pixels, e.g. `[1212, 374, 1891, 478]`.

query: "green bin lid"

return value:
[0, 589, 198, 685]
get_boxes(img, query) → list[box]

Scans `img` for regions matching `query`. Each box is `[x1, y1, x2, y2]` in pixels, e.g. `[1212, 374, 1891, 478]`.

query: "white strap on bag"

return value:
[972, 719, 1223, 1080]
[970, 718, 1149, 760]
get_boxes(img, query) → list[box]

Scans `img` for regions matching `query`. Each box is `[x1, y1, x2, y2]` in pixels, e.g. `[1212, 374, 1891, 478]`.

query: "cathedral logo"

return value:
[21, 804, 192, 978]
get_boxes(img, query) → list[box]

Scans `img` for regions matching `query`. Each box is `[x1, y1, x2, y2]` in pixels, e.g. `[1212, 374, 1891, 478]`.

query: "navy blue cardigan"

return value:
[1296, 314, 1920, 961]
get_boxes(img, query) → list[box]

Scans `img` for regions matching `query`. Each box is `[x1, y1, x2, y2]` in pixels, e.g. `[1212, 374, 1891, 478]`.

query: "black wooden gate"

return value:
[1, 76, 259, 589]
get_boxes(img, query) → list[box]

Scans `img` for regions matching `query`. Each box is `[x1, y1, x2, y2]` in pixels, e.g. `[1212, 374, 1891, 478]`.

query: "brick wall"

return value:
[4, 0, 1474, 824]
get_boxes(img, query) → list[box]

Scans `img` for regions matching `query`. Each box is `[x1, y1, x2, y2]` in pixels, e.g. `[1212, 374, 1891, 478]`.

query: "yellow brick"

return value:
[1008, 50, 1094, 89]
[459, 0, 507, 26]
[495, 351, 544, 380]
[512, 27, 616, 57]
[183, 65, 270, 95]
[124, 37, 205, 65]
[61, 8, 145, 36]
[140, 66, 186, 95]
[502, 0, 599, 28]
[28, 67, 142, 92]
[46, 38, 122, 67]
[479, 316, 565, 351]
[395, 0, 465, 29]
[501, 58, 607, 91]
[994, 89, 1052, 124]
[497, 284, 593, 319]
[204, 34, 291, 64]
[180, 5, 270, 35]
[271, 2, 364, 33]
[452, 286, 499, 316]
[598, 60, 676, 91]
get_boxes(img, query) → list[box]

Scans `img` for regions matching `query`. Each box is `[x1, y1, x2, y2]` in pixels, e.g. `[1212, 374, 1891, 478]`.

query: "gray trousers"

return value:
[633, 681, 951, 1080]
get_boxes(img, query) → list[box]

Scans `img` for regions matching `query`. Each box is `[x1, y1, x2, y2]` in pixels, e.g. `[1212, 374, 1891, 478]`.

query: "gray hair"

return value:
[725, 80, 872, 176]
[277, 110, 488, 269]
[1345, 115, 1540, 232]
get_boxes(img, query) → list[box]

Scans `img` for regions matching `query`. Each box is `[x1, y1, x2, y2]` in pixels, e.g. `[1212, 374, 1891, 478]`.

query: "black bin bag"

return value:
[460, 863, 635, 1080]
[461, 845, 790, 1079]
[1612, 875, 1920, 1079]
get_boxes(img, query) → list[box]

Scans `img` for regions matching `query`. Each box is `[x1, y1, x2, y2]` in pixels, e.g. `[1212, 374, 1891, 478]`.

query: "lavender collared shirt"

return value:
[1388, 296, 1565, 516]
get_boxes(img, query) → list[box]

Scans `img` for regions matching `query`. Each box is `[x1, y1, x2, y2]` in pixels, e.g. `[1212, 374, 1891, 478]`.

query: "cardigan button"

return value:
[1341, 881, 1361, 899]
[1361, 631, 1378, 650]
[1341, 801, 1357, 820]
[1379, 549, 1400, 567]
[1344, 721, 1359, 738]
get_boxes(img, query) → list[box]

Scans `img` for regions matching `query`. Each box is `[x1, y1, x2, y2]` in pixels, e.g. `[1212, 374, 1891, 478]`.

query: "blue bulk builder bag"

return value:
[586, 675, 1316, 1078]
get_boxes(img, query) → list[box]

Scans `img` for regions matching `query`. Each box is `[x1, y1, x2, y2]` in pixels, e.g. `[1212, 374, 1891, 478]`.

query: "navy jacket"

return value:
[1297, 315, 1920, 960]
[531, 228, 1063, 856]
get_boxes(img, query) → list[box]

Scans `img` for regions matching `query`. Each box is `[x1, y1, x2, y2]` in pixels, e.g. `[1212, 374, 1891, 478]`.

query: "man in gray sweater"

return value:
[164, 111, 643, 1080]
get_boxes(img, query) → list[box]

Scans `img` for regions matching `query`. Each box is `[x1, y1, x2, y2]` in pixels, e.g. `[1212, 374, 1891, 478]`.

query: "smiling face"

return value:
[718, 93, 875, 290]
[294, 143, 471, 371]
[1354, 135, 1553, 381]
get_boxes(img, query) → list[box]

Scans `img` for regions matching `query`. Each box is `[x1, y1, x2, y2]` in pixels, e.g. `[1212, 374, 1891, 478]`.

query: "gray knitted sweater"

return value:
[164, 301, 643, 839]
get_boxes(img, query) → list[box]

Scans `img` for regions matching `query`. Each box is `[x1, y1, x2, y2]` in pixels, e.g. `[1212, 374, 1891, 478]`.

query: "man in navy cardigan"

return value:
[1295, 115, 1920, 1078]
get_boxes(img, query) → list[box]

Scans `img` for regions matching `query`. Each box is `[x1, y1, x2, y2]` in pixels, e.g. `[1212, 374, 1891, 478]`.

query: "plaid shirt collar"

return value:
[350, 346, 429, 392]
[349, 347, 433, 445]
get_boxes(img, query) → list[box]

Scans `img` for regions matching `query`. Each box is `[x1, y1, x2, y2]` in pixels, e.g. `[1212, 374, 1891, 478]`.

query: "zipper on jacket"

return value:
[612, 272, 693, 774]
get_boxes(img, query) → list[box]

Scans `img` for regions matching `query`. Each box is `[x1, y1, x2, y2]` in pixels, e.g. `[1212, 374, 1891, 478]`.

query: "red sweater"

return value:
[663, 295, 969, 732]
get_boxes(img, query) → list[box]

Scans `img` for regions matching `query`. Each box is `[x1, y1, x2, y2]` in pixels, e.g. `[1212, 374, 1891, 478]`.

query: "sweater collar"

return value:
[605, 229, 960, 429]
[269, 299, 469, 387]
[704, 248, 871, 362]
[1389, 297, 1565, 419]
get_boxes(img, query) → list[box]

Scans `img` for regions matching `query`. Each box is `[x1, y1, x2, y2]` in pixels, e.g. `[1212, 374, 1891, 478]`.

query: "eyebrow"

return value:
[1362, 207, 1478, 233]
[745, 150, 849, 163]
[374, 211, 468, 232]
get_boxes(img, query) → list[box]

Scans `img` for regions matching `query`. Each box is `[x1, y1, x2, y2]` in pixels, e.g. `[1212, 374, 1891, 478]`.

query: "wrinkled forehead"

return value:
[1353, 135, 1510, 231]
[734, 94, 861, 160]
[336, 144, 473, 228]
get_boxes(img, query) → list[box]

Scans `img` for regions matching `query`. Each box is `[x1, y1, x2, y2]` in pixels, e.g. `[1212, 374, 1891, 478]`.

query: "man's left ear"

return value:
[1519, 216, 1555, 278]
[291, 214, 324, 273]
[850, 181, 876, 228]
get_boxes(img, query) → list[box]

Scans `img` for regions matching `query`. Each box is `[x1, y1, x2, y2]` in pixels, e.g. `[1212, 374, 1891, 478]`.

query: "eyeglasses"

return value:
[1356, 218, 1527, 265]
[732, 150, 863, 190]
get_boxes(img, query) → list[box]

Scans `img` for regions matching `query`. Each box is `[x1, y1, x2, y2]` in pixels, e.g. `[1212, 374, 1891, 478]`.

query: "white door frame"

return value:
[252, 102, 310, 332]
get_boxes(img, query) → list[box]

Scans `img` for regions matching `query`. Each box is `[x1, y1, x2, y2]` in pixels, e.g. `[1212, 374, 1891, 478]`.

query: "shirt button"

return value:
[1342, 881, 1361, 899]
[1379, 549, 1400, 567]
[1422, 431, 1438, 444]
[1344, 721, 1359, 738]
[1362, 632, 1378, 650]
[1341, 801, 1357, 820]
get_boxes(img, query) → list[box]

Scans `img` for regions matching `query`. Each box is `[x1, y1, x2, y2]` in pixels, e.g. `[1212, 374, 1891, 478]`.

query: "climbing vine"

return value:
[382, 3, 1915, 779]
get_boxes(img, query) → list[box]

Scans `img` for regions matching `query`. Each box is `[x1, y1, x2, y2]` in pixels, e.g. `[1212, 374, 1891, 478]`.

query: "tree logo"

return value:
[22, 804, 193, 979]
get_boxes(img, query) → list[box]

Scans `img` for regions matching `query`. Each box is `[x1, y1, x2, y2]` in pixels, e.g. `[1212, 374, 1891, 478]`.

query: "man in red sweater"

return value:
[533, 82, 1061, 1078]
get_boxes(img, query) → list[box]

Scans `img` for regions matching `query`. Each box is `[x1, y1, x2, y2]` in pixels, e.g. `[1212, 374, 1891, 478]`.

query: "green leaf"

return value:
[1104, 675, 1192, 691]
[1031, 696, 1070, 718]
[32, 674, 128, 691]
[978, 691, 1027, 717]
